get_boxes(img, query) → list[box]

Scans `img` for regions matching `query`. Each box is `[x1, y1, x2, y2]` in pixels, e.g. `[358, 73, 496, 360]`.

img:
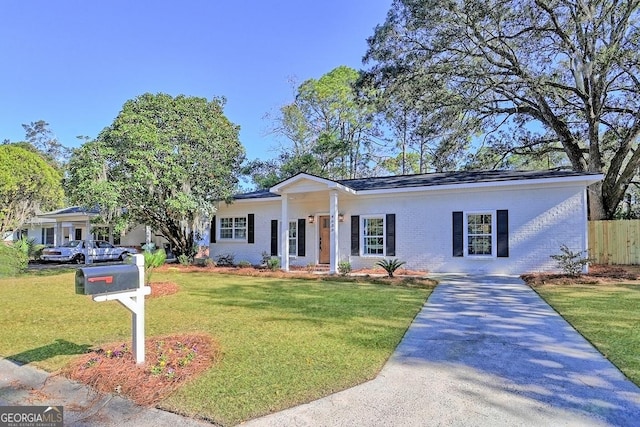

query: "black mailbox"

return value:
[75, 264, 140, 295]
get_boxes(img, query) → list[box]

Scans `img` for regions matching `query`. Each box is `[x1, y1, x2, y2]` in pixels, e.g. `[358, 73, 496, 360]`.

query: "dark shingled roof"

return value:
[40, 206, 100, 216]
[233, 189, 279, 200]
[233, 170, 601, 200]
[336, 169, 600, 191]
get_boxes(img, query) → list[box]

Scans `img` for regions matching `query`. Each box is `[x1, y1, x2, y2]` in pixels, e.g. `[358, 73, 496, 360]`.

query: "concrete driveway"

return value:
[244, 275, 640, 427]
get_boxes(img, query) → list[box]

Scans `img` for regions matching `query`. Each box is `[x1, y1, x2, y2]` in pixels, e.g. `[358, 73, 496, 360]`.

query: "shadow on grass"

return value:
[187, 279, 431, 354]
[6, 339, 91, 365]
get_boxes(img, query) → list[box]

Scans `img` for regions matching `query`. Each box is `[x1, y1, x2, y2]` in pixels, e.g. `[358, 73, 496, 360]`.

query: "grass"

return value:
[534, 283, 640, 386]
[0, 270, 431, 425]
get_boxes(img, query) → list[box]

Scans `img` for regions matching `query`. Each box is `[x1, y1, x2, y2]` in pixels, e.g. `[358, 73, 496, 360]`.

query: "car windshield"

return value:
[61, 241, 82, 248]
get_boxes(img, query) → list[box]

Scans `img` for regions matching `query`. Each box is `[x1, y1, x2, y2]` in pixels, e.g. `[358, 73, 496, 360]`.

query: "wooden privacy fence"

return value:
[589, 220, 640, 265]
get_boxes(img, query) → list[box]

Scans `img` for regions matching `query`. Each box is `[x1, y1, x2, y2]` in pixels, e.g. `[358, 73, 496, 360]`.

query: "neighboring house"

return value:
[209, 170, 602, 274]
[8, 206, 168, 250]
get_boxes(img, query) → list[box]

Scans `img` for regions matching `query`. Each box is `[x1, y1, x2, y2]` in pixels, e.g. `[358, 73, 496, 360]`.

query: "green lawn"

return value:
[534, 283, 640, 386]
[0, 270, 431, 425]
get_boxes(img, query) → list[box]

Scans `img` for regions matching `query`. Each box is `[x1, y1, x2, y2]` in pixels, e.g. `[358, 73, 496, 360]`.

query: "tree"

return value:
[0, 144, 64, 234]
[254, 66, 383, 186]
[65, 93, 245, 258]
[22, 120, 70, 167]
[364, 0, 640, 219]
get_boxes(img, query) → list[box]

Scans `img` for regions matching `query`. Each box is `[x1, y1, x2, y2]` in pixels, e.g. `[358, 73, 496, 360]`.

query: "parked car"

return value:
[40, 240, 138, 264]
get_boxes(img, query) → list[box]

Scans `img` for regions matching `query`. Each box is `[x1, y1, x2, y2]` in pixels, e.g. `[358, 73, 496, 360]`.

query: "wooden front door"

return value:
[319, 215, 330, 264]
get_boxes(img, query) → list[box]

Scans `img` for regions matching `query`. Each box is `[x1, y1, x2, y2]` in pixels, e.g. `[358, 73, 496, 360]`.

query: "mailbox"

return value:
[75, 264, 140, 295]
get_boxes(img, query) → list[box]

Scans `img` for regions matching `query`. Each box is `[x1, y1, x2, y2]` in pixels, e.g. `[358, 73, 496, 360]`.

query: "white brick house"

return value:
[209, 170, 602, 274]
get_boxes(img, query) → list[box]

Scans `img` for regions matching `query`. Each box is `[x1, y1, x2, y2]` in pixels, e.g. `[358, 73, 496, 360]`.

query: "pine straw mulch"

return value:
[62, 334, 220, 406]
[148, 281, 180, 298]
[155, 263, 437, 287]
[521, 264, 640, 287]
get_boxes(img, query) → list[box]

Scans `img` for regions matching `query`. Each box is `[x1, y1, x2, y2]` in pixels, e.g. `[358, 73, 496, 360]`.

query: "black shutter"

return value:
[351, 215, 360, 256]
[297, 218, 306, 256]
[41, 228, 45, 245]
[453, 211, 463, 257]
[497, 210, 509, 257]
[210, 216, 216, 243]
[386, 214, 396, 256]
[248, 214, 255, 244]
[270, 220, 278, 256]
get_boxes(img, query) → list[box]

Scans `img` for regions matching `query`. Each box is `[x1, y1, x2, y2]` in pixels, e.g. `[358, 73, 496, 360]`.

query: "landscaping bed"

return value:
[521, 264, 640, 286]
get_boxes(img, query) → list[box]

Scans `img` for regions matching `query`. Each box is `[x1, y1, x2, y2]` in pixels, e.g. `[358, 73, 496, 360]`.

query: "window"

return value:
[219, 217, 247, 240]
[43, 227, 54, 245]
[466, 213, 494, 256]
[288, 221, 297, 256]
[93, 227, 111, 242]
[363, 217, 385, 255]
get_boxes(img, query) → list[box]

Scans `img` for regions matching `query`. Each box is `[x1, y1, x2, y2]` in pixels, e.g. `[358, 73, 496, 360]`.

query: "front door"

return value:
[319, 215, 330, 264]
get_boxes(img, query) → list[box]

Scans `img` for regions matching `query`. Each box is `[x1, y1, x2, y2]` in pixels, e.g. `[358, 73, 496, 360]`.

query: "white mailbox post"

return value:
[83, 254, 151, 364]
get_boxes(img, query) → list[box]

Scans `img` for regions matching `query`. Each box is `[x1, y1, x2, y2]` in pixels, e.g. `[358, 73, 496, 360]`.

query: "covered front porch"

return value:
[270, 174, 356, 274]
[36, 207, 115, 246]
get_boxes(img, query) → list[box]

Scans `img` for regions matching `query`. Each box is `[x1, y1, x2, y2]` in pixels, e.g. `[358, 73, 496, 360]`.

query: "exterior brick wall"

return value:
[210, 182, 588, 274]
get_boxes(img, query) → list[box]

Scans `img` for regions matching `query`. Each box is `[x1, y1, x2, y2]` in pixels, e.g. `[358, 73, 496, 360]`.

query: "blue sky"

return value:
[0, 0, 391, 161]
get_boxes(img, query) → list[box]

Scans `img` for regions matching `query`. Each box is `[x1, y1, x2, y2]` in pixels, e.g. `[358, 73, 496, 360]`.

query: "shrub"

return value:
[266, 257, 280, 271]
[13, 236, 44, 260]
[237, 260, 252, 268]
[143, 248, 167, 285]
[375, 259, 406, 278]
[216, 253, 235, 266]
[260, 251, 271, 266]
[550, 244, 590, 276]
[338, 261, 351, 276]
[0, 243, 28, 277]
[177, 254, 191, 266]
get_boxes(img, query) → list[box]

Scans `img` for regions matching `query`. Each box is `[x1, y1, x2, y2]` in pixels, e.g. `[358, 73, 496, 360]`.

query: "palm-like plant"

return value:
[375, 258, 406, 278]
[143, 248, 167, 285]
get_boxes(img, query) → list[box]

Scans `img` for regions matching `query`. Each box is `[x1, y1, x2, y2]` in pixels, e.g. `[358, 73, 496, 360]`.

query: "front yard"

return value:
[533, 282, 640, 387]
[0, 269, 432, 425]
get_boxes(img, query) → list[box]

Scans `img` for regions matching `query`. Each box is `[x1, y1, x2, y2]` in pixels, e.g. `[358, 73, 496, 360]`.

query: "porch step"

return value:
[290, 264, 331, 273]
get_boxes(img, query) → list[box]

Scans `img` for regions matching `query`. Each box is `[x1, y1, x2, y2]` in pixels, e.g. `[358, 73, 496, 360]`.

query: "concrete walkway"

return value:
[244, 275, 640, 427]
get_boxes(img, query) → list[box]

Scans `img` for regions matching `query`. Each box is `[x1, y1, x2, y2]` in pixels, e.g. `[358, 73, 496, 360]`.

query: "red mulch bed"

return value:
[522, 264, 640, 286]
[63, 334, 219, 406]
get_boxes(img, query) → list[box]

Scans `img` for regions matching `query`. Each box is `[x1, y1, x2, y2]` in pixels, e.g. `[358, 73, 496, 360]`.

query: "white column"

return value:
[55, 222, 62, 246]
[85, 219, 92, 264]
[281, 195, 289, 271]
[330, 190, 339, 274]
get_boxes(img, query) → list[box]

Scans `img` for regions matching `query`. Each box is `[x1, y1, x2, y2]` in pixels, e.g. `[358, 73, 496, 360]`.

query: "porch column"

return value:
[329, 190, 339, 274]
[85, 219, 92, 264]
[54, 222, 62, 246]
[281, 195, 289, 271]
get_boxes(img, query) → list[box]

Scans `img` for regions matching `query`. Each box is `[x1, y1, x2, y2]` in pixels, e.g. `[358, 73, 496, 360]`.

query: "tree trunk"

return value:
[587, 182, 608, 220]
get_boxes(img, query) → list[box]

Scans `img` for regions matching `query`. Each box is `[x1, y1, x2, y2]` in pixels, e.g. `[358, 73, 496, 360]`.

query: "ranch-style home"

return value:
[209, 170, 602, 274]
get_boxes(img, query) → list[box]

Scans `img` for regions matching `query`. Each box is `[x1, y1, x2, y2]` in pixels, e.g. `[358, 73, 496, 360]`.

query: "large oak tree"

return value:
[65, 93, 245, 257]
[364, 0, 640, 219]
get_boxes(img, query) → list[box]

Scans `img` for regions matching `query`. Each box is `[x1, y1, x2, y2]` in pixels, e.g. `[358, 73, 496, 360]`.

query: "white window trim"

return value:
[288, 220, 297, 258]
[361, 215, 385, 257]
[218, 216, 248, 241]
[463, 210, 496, 258]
